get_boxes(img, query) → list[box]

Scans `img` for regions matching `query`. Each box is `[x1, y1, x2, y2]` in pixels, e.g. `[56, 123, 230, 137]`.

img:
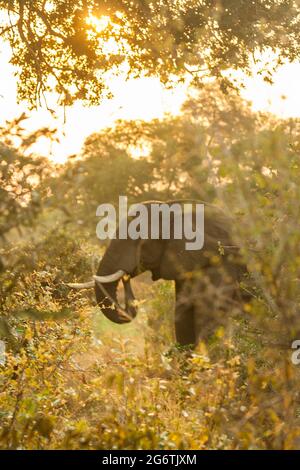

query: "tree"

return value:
[0, 0, 299, 107]
[47, 84, 269, 223]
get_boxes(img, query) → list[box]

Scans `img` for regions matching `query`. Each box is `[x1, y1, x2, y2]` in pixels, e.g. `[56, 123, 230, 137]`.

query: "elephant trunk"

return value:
[94, 237, 141, 323]
[95, 258, 137, 324]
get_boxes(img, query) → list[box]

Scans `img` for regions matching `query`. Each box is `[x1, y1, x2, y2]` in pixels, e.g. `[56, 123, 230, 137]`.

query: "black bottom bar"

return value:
[1, 450, 300, 468]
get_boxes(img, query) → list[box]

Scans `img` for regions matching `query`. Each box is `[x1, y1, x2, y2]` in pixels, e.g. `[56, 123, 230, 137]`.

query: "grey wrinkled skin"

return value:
[95, 200, 249, 347]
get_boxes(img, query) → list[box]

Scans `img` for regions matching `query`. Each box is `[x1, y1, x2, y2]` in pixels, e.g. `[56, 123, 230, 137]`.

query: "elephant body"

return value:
[94, 200, 248, 347]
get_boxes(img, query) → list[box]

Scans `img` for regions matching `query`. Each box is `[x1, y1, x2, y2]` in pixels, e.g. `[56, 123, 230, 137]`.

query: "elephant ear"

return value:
[159, 238, 209, 280]
[159, 205, 234, 280]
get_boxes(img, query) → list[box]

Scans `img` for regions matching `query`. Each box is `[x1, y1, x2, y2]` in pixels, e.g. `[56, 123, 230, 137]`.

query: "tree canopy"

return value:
[1, 0, 299, 106]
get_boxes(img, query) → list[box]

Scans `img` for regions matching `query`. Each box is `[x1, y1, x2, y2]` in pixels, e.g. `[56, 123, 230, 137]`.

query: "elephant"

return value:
[68, 200, 248, 347]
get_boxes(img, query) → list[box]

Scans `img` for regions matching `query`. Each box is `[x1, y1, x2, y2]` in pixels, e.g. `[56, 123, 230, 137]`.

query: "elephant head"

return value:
[67, 201, 167, 324]
[93, 237, 142, 324]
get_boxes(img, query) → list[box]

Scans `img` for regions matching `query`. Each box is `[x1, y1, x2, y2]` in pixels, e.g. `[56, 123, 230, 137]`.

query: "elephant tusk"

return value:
[66, 280, 95, 289]
[66, 269, 126, 290]
[93, 270, 126, 284]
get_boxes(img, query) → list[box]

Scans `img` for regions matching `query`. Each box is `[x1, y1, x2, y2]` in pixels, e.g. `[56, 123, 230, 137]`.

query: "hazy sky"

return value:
[1, 39, 300, 163]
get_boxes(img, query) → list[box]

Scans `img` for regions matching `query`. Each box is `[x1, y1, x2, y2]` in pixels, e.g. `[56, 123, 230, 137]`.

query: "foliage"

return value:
[0, 113, 55, 240]
[0, 1, 300, 106]
[1, 280, 300, 449]
[0, 228, 95, 348]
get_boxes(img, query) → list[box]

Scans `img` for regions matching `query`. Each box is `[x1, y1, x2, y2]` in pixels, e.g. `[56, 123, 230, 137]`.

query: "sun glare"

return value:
[86, 14, 111, 33]
[85, 14, 124, 56]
